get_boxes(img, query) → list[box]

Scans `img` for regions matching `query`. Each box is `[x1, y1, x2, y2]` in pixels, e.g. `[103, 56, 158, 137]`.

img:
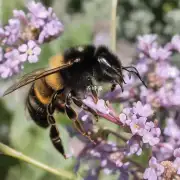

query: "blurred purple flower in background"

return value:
[0, 1, 64, 78]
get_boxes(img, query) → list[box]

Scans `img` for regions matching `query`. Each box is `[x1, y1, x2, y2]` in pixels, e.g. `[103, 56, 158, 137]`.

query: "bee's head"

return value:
[95, 46, 147, 88]
[95, 46, 124, 85]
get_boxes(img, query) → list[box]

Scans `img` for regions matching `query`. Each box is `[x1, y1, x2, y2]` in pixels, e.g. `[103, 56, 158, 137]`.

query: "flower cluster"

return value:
[0, 1, 63, 78]
[67, 97, 161, 179]
[67, 34, 180, 179]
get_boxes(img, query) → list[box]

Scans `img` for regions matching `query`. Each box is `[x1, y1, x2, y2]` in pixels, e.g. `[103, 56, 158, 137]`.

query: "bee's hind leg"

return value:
[65, 92, 96, 144]
[47, 89, 68, 159]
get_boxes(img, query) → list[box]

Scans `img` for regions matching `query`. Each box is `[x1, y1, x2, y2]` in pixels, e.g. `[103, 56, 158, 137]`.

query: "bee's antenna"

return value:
[122, 66, 148, 88]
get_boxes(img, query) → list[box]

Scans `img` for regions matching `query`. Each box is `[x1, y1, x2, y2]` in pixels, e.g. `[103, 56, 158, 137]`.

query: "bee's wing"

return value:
[3, 62, 73, 96]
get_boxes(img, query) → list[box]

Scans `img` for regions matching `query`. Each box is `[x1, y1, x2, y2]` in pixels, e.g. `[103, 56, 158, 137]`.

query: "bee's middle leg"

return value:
[65, 92, 96, 144]
[72, 96, 99, 122]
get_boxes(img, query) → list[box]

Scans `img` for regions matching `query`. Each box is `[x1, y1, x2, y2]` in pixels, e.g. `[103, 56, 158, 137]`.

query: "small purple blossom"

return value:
[155, 62, 179, 79]
[27, 1, 48, 28]
[153, 142, 174, 161]
[130, 116, 147, 136]
[137, 34, 157, 52]
[126, 137, 142, 156]
[149, 47, 172, 61]
[28, 1, 48, 19]
[27, 2, 64, 43]
[142, 127, 161, 146]
[83, 96, 110, 114]
[164, 118, 180, 139]
[133, 101, 153, 117]
[18, 40, 41, 63]
[13, 10, 28, 24]
[173, 148, 180, 175]
[136, 62, 148, 75]
[173, 158, 180, 175]
[0, 49, 21, 78]
[3, 19, 21, 45]
[174, 148, 180, 158]
[143, 157, 164, 180]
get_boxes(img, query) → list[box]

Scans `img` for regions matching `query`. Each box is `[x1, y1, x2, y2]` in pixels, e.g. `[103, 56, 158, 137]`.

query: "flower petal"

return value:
[28, 40, 36, 49]
[28, 55, 38, 63]
[18, 44, 27, 52]
[19, 53, 28, 62]
[33, 46, 41, 55]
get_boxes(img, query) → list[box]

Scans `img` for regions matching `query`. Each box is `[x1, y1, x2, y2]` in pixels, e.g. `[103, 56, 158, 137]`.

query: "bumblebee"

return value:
[3, 45, 145, 159]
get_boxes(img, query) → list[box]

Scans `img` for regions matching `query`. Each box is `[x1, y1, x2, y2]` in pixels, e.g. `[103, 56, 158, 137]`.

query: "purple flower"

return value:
[153, 142, 174, 161]
[27, 1, 64, 43]
[155, 62, 179, 79]
[173, 158, 180, 175]
[136, 62, 148, 75]
[130, 116, 147, 136]
[143, 157, 164, 180]
[0, 1, 64, 79]
[149, 47, 172, 61]
[0, 49, 21, 78]
[18, 40, 41, 63]
[133, 101, 153, 117]
[156, 47, 172, 61]
[164, 118, 180, 139]
[137, 34, 157, 52]
[119, 113, 128, 125]
[28, 1, 48, 19]
[119, 108, 132, 125]
[3, 19, 21, 45]
[13, 10, 28, 25]
[4, 49, 20, 64]
[174, 148, 180, 158]
[83, 96, 110, 114]
[37, 8, 64, 44]
[27, 1, 48, 28]
[143, 125, 161, 146]
[38, 20, 63, 44]
[0, 65, 12, 78]
[126, 137, 142, 156]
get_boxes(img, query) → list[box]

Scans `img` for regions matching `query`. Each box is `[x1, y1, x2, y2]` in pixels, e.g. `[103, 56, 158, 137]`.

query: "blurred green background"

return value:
[1, 0, 180, 180]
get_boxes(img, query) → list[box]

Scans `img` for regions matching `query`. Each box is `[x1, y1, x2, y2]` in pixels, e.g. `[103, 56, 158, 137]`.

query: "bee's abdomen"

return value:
[26, 55, 65, 128]
[26, 86, 49, 128]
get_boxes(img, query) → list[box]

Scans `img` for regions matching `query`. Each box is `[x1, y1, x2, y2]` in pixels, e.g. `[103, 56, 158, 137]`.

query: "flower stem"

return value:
[111, 0, 118, 52]
[0, 142, 77, 179]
